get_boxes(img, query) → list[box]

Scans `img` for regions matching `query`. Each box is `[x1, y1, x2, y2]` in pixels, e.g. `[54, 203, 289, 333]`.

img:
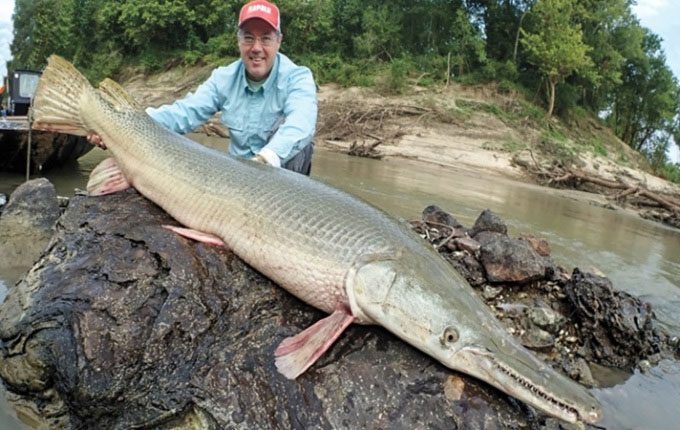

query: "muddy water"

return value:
[0, 136, 678, 429]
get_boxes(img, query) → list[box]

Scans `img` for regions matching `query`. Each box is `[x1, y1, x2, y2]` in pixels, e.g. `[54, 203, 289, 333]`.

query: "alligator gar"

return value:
[31, 55, 602, 424]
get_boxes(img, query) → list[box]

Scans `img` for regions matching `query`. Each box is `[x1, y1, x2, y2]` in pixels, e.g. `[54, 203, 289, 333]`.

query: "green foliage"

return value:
[299, 54, 376, 87]
[553, 82, 581, 115]
[376, 58, 412, 95]
[84, 46, 123, 84]
[447, 8, 487, 76]
[605, 30, 680, 154]
[481, 60, 519, 82]
[411, 55, 450, 85]
[353, 5, 402, 60]
[571, 0, 629, 112]
[587, 139, 608, 157]
[277, 0, 335, 55]
[657, 163, 680, 184]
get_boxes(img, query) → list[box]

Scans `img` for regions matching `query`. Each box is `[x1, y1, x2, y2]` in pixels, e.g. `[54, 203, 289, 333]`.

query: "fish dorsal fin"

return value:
[98, 78, 143, 111]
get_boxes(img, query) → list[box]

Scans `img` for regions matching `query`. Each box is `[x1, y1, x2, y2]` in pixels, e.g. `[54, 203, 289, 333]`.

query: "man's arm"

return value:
[261, 68, 317, 163]
[146, 68, 227, 134]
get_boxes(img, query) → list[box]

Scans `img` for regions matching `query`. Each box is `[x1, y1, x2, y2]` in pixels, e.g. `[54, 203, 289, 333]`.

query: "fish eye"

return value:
[441, 326, 459, 346]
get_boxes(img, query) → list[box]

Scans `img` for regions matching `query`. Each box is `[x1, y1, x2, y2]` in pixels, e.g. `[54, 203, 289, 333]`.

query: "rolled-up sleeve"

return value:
[264, 68, 317, 161]
[146, 69, 225, 134]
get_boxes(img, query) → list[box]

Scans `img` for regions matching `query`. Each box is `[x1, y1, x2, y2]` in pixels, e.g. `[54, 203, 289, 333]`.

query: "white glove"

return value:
[255, 147, 281, 167]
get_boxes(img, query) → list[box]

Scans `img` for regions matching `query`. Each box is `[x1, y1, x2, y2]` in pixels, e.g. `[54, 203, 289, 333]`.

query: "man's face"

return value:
[238, 19, 281, 81]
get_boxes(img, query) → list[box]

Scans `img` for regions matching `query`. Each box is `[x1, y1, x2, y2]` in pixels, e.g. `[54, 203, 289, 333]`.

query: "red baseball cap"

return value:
[239, 0, 281, 32]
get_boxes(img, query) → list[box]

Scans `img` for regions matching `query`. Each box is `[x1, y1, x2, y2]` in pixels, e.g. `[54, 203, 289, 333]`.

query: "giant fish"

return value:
[31, 55, 601, 424]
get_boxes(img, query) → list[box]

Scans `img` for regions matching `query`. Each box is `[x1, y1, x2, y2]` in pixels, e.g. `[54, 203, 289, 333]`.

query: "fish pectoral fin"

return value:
[162, 225, 226, 247]
[87, 157, 132, 196]
[274, 308, 355, 379]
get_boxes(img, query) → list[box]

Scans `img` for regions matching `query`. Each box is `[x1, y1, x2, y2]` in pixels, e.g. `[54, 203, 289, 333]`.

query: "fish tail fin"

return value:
[98, 78, 144, 111]
[32, 55, 95, 136]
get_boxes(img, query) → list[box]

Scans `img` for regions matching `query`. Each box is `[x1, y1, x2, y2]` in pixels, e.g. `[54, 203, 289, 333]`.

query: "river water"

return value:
[0, 136, 678, 429]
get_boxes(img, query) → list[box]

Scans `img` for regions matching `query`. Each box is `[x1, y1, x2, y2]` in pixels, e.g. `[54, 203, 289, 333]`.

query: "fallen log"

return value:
[544, 168, 680, 219]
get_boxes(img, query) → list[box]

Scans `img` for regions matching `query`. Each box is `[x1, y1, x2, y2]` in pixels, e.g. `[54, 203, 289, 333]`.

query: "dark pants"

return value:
[282, 143, 314, 176]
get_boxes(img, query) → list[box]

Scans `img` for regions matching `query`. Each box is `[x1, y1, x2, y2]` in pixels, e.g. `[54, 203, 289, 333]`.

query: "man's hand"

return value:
[253, 148, 281, 167]
[252, 154, 268, 164]
[87, 133, 107, 150]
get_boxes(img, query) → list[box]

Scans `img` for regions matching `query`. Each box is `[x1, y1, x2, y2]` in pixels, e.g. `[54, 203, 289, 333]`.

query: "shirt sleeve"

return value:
[263, 67, 317, 161]
[145, 69, 226, 134]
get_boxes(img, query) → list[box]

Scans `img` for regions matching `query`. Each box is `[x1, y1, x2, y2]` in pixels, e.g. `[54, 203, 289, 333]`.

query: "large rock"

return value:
[0, 178, 61, 282]
[0, 190, 537, 429]
[564, 269, 667, 369]
[479, 236, 548, 283]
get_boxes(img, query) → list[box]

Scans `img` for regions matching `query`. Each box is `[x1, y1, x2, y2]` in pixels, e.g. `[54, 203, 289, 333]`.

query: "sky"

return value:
[0, 0, 12, 80]
[0, 0, 677, 158]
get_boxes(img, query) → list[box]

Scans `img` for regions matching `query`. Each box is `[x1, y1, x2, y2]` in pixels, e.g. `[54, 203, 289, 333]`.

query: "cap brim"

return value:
[238, 17, 278, 31]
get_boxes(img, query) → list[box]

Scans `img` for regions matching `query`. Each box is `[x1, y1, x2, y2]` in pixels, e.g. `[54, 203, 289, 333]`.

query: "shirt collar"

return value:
[240, 53, 280, 93]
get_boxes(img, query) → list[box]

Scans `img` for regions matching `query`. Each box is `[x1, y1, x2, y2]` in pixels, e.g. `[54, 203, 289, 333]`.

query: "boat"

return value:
[0, 117, 93, 173]
[1, 68, 92, 173]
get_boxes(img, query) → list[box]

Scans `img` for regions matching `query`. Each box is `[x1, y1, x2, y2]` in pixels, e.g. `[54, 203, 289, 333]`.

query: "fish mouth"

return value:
[461, 347, 602, 424]
[346, 256, 602, 425]
[489, 356, 579, 422]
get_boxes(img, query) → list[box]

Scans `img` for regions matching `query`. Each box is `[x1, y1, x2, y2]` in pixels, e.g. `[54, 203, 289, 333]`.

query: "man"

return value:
[90, 0, 317, 175]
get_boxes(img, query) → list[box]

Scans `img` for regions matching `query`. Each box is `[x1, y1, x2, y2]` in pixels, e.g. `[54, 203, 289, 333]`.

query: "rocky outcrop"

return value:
[0, 191, 541, 430]
[412, 206, 675, 385]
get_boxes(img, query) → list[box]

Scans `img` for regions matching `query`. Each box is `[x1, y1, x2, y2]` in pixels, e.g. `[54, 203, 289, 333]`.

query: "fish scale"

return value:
[88, 105, 399, 314]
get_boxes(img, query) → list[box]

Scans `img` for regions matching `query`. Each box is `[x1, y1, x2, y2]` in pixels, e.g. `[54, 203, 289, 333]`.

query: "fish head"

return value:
[346, 252, 602, 424]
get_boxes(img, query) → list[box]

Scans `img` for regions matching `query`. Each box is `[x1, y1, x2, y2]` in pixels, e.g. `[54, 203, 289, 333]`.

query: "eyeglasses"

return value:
[238, 33, 280, 47]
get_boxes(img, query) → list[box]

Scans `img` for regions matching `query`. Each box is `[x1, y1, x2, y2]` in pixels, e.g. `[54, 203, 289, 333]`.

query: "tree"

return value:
[520, 0, 593, 116]
[447, 8, 486, 76]
[10, 0, 75, 70]
[353, 5, 403, 60]
[572, 0, 634, 112]
[607, 30, 680, 154]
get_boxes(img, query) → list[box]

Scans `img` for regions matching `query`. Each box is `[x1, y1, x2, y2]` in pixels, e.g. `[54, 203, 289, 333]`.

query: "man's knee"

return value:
[282, 143, 314, 176]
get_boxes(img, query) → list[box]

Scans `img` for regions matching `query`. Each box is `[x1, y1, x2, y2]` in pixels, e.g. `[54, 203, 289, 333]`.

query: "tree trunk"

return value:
[513, 11, 528, 63]
[546, 77, 557, 117]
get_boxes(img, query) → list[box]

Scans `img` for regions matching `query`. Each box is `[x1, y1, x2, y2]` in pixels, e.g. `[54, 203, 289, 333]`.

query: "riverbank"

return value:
[312, 84, 680, 229]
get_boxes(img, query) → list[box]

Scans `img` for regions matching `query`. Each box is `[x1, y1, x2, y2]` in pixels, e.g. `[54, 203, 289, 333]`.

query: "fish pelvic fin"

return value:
[275, 307, 355, 379]
[98, 78, 144, 112]
[87, 157, 132, 196]
[32, 55, 94, 136]
[162, 225, 226, 248]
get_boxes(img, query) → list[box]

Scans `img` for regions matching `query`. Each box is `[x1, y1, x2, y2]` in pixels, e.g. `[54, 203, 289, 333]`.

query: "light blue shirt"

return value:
[146, 53, 317, 163]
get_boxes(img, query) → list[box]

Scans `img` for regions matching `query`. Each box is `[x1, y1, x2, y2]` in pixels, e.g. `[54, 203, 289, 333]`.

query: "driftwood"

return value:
[546, 169, 680, 215]
[317, 101, 428, 156]
[348, 140, 383, 159]
[512, 154, 680, 228]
